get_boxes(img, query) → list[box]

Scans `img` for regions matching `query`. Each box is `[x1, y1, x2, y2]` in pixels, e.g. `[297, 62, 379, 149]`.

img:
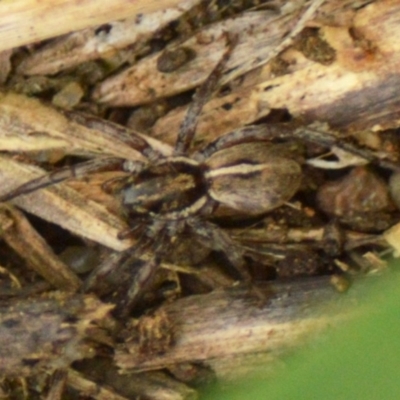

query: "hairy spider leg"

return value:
[187, 218, 266, 301]
[175, 33, 239, 154]
[260, 124, 400, 172]
[83, 250, 134, 295]
[197, 122, 400, 172]
[0, 157, 124, 202]
[83, 227, 158, 304]
[117, 221, 148, 241]
[118, 218, 184, 316]
[83, 214, 181, 315]
[193, 125, 279, 161]
[122, 256, 160, 315]
[62, 109, 164, 160]
[0, 107, 167, 203]
[298, 127, 400, 172]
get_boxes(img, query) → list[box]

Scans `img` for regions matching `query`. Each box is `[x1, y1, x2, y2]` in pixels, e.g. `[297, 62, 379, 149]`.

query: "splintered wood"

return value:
[0, 0, 184, 53]
[0, 293, 112, 376]
[116, 278, 355, 380]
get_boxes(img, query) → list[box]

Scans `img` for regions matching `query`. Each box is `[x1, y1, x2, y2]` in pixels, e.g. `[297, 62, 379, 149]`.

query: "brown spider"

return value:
[3, 25, 399, 315]
[4, 23, 400, 317]
[0, 35, 306, 315]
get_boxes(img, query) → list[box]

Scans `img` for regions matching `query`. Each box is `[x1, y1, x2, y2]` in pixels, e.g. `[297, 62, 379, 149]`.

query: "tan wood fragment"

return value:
[92, 10, 300, 106]
[231, 227, 385, 254]
[92, 0, 360, 107]
[17, 0, 201, 76]
[0, 156, 132, 251]
[383, 222, 400, 254]
[0, 0, 183, 53]
[0, 92, 173, 251]
[116, 277, 354, 380]
[0, 92, 173, 159]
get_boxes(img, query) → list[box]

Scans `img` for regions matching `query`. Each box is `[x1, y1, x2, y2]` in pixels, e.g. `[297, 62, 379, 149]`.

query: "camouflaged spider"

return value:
[0, 36, 302, 315]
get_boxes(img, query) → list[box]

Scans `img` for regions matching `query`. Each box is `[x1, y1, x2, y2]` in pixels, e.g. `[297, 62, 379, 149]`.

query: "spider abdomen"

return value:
[205, 142, 302, 215]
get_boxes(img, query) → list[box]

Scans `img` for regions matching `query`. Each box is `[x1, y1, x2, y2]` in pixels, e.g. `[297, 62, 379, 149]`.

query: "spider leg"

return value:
[62, 109, 168, 159]
[121, 255, 160, 316]
[188, 218, 265, 300]
[121, 220, 177, 316]
[121, 217, 190, 314]
[0, 157, 124, 202]
[194, 125, 285, 161]
[117, 221, 147, 240]
[83, 249, 134, 295]
[175, 33, 238, 154]
[101, 174, 132, 195]
[297, 127, 400, 172]
[83, 228, 155, 297]
[195, 122, 400, 171]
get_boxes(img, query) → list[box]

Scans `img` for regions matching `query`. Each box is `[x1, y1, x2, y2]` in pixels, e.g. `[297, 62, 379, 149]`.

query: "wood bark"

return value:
[116, 277, 356, 380]
[0, 293, 112, 376]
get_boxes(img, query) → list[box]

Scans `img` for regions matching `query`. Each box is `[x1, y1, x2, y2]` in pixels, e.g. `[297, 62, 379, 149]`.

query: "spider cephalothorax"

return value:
[118, 157, 209, 218]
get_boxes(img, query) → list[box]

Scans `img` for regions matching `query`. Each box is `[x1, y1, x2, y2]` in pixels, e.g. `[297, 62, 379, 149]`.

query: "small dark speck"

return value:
[2, 318, 20, 328]
[95, 24, 112, 36]
[264, 85, 276, 92]
[22, 358, 40, 367]
[64, 315, 79, 324]
[221, 102, 232, 111]
[135, 13, 143, 24]
[157, 47, 196, 73]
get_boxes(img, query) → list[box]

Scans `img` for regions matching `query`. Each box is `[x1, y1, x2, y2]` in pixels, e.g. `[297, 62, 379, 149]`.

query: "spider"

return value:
[3, 26, 398, 315]
[0, 35, 306, 315]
